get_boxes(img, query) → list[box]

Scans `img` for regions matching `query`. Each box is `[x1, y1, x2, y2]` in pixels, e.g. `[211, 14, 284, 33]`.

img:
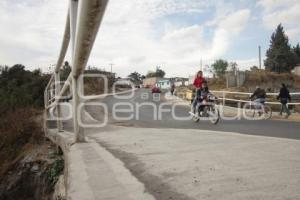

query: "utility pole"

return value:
[259, 45, 262, 69]
[200, 58, 203, 71]
[109, 63, 114, 73]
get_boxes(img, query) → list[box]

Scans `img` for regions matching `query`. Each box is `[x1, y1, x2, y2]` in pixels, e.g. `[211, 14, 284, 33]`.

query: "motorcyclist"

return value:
[196, 80, 210, 114]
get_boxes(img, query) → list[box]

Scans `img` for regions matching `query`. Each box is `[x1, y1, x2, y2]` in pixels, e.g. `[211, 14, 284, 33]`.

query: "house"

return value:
[292, 65, 300, 76]
[170, 77, 189, 87]
[143, 77, 162, 88]
[115, 78, 133, 86]
[156, 79, 171, 89]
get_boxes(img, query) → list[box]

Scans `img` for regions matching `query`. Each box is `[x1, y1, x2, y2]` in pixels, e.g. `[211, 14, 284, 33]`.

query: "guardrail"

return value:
[44, 0, 109, 142]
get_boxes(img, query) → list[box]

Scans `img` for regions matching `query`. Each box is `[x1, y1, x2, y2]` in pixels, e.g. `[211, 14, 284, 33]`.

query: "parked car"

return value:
[152, 86, 161, 93]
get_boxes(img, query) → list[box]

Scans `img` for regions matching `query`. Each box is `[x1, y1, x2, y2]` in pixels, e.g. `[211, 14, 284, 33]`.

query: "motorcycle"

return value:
[189, 93, 220, 124]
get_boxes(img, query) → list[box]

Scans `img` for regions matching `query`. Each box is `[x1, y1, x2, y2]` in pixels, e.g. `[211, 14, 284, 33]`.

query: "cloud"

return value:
[209, 9, 251, 59]
[87, 0, 214, 76]
[0, 0, 252, 77]
[257, 0, 300, 42]
[0, 0, 68, 68]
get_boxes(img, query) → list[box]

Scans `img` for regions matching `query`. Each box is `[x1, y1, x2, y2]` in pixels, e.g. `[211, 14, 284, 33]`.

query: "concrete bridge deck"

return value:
[46, 125, 300, 200]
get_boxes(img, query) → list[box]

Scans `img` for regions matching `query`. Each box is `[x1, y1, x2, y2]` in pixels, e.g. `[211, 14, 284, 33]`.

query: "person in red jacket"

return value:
[193, 71, 205, 89]
[191, 70, 205, 113]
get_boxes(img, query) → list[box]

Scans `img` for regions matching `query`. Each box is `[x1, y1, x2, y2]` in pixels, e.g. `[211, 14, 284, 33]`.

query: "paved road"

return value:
[85, 88, 300, 140]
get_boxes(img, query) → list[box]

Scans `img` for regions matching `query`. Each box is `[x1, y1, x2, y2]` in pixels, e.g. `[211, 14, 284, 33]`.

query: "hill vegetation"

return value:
[0, 64, 50, 166]
[0, 64, 62, 200]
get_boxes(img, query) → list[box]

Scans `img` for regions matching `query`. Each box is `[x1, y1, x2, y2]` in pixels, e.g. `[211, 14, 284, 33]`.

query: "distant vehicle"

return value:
[152, 86, 161, 93]
[135, 85, 140, 88]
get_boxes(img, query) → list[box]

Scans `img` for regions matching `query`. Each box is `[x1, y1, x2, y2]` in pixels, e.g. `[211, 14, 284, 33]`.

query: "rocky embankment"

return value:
[0, 141, 65, 200]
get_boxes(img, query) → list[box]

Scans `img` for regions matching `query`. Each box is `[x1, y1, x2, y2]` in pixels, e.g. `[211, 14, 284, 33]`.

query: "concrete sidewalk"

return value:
[46, 125, 300, 200]
[68, 140, 154, 200]
[89, 126, 300, 200]
[46, 129, 155, 200]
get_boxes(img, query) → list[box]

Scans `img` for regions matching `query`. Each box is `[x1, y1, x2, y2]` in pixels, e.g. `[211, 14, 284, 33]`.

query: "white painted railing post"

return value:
[55, 72, 63, 132]
[70, 0, 85, 142]
[72, 76, 85, 142]
[222, 92, 226, 106]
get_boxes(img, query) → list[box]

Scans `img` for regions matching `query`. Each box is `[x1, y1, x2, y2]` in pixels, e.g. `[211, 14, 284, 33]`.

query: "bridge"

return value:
[44, 1, 300, 199]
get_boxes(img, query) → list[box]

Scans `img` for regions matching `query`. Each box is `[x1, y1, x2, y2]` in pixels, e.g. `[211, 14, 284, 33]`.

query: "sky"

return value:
[0, 0, 300, 78]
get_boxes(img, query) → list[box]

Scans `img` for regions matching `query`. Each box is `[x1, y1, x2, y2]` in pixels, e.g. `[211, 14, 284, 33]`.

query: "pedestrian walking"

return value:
[277, 83, 291, 118]
[170, 83, 175, 95]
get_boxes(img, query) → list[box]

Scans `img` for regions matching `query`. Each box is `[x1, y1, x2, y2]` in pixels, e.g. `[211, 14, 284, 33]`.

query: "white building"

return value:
[115, 78, 133, 86]
[292, 65, 300, 76]
[156, 79, 171, 89]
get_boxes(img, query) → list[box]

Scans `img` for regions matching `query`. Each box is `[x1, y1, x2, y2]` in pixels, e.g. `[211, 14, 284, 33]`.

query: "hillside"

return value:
[207, 71, 300, 92]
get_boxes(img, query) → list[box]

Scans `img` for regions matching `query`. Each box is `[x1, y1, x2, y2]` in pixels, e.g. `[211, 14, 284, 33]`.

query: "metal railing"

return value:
[44, 0, 109, 142]
[210, 90, 300, 107]
[179, 90, 300, 107]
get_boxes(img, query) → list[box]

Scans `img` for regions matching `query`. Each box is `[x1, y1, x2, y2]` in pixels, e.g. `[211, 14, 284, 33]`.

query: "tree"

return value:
[0, 64, 50, 113]
[265, 24, 295, 73]
[146, 67, 165, 78]
[293, 43, 300, 64]
[229, 62, 238, 72]
[61, 61, 71, 81]
[156, 68, 165, 78]
[250, 66, 259, 71]
[212, 59, 228, 77]
[128, 72, 142, 84]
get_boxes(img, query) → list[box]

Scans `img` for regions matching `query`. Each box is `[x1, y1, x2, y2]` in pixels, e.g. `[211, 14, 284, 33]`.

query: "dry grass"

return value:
[0, 108, 43, 176]
[208, 77, 226, 90]
[206, 71, 300, 92]
[244, 71, 300, 92]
